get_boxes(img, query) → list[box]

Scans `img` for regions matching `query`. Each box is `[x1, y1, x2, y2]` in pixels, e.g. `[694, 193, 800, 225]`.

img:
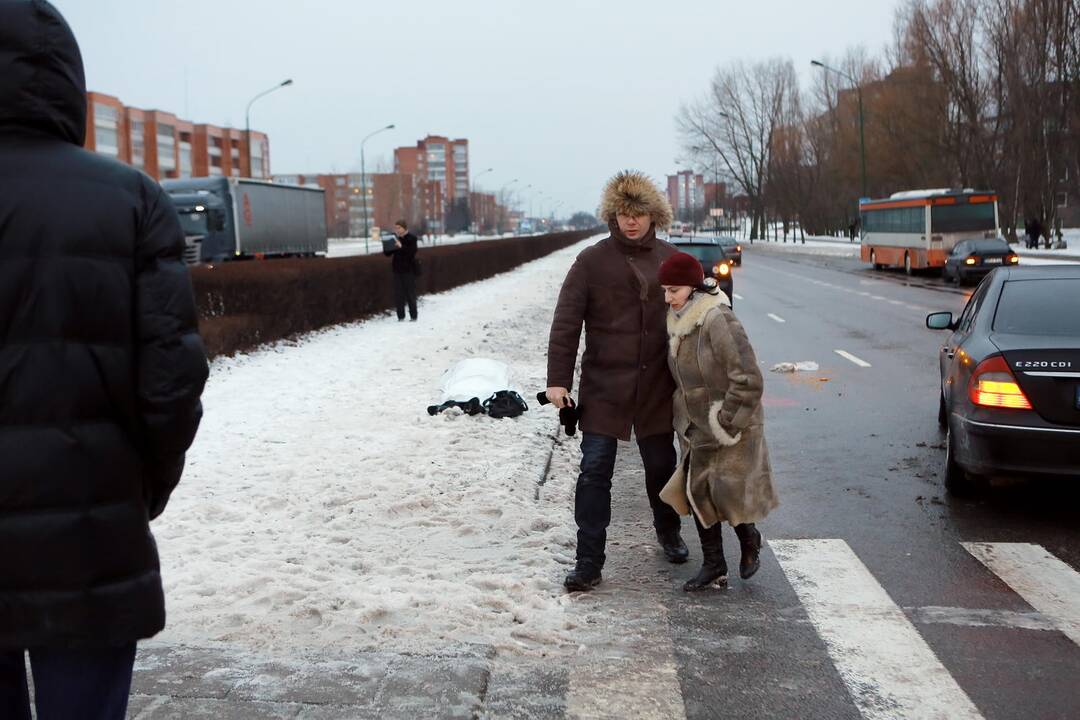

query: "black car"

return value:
[671, 241, 734, 305]
[716, 236, 743, 265]
[926, 265, 1080, 494]
[942, 238, 1019, 285]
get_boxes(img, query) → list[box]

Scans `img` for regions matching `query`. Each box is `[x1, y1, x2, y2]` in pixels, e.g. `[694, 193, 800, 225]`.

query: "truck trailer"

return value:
[161, 177, 327, 263]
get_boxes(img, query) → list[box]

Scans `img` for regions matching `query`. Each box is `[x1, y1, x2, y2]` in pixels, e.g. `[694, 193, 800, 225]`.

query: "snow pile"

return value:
[770, 361, 820, 373]
[152, 239, 603, 656]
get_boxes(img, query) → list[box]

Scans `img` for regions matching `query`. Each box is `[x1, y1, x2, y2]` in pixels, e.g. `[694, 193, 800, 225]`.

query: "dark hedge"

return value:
[189, 229, 597, 358]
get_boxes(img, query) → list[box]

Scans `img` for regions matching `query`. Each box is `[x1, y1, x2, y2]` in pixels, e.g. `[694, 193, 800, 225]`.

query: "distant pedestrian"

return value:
[547, 170, 686, 592]
[384, 219, 419, 321]
[658, 252, 779, 590]
[0, 2, 208, 718]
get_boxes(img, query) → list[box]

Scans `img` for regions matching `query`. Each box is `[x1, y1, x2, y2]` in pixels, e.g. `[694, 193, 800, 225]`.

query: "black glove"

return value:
[535, 392, 579, 437]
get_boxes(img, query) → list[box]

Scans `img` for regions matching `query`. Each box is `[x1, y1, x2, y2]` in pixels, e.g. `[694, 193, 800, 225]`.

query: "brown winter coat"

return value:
[659, 290, 778, 528]
[546, 227, 678, 440]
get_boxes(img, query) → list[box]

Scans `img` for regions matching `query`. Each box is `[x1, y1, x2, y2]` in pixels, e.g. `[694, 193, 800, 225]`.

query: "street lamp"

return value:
[360, 123, 395, 252]
[245, 78, 293, 178]
[812, 60, 867, 200]
[472, 167, 493, 236]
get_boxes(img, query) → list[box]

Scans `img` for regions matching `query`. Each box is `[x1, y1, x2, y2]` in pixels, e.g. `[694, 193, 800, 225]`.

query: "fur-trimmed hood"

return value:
[598, 170, 674, 231]
[666, 290, 731, 357]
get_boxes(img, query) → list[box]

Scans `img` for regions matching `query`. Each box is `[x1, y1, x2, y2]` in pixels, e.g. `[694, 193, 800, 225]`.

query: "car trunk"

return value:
[991, 333, 1080, 427]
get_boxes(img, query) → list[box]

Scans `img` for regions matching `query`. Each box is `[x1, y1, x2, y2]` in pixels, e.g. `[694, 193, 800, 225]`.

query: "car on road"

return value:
[670, 241, 734, 305]
[716, 235, 743, 266]
[926, 265, 1080, 494]
[942, 238, 1019, 285]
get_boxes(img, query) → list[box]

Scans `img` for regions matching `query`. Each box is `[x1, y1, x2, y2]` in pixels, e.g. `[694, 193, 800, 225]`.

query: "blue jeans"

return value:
[575, 432, 681, 568]
[0, 644, 136, 720]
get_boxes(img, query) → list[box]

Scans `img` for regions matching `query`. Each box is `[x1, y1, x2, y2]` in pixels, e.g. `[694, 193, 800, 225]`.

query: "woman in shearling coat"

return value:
[657, 252, 779, 591]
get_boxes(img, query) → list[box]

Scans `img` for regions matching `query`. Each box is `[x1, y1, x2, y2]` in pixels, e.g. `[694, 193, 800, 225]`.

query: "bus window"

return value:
[931, 203, 995, 233]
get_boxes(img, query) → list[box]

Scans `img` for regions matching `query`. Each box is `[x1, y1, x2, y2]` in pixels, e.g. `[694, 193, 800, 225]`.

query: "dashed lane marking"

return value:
[767, 313, 787, 323]
[772, 539, 985, 720]
[834, 350, 872, 368]
[733, 293, 744, 300]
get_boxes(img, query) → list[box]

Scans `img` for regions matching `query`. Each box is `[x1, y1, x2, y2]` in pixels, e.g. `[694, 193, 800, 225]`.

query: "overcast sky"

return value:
[55, 0, 899, 217]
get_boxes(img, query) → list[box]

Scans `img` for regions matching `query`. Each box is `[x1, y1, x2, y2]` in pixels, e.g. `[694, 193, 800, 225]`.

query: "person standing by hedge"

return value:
[385, 219, 419, 322]
[546, 170, 687, 592]
[0, 2, 208, 717]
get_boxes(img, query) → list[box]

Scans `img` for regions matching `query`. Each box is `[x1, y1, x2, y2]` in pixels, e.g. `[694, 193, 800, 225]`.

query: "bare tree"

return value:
[679, 58, 796, 239]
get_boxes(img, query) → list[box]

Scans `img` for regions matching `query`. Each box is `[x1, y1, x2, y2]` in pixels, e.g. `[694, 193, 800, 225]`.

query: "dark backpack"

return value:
[483, 390, 528, 419]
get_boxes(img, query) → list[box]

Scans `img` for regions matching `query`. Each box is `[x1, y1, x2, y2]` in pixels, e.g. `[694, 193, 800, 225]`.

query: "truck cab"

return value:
[163, 178, 235, 264]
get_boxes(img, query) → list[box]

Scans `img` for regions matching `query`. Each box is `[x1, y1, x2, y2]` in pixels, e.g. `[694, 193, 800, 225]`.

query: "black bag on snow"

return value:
[483, 390, 528, 419]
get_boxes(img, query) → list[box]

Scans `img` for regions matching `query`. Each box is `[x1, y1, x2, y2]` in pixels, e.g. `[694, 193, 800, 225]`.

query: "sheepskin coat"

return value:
[659, 291, 778, 528]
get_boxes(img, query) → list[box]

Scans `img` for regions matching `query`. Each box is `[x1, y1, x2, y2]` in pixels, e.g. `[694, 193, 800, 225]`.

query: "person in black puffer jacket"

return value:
[0, 2, 208, 717]
[383, 219, 420, 321]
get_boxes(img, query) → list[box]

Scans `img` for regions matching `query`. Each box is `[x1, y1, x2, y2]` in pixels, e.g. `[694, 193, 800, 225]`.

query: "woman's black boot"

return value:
[683, 520, 727, 591]
[734, 523, 762, 579]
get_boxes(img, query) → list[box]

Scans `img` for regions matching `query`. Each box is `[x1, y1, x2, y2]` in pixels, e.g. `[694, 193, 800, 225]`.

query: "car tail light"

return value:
[1008, 255, 1019, 264]
[714, 263, 730, 276]
[964, 257, 977, 265]
[968, 355, 1032, 410]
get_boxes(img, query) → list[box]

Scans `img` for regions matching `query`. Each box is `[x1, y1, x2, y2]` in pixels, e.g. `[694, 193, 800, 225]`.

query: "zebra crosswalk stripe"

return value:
[772, 538, 984, 720]
[962, 542, 1080, 647]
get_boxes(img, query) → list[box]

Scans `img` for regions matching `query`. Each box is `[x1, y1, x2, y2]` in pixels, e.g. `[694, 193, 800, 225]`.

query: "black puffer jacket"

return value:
[0, 0, 208, 648]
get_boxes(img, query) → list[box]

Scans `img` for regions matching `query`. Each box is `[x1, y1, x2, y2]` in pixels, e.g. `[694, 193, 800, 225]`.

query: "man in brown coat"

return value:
[547, 170, 686, 591]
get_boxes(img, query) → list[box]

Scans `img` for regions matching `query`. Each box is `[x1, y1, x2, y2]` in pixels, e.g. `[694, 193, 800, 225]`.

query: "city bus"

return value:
[859, 189, 1000, 274]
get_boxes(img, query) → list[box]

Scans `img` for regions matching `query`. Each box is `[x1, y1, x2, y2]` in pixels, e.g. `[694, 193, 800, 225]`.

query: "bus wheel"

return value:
[904, 253, 914, 275]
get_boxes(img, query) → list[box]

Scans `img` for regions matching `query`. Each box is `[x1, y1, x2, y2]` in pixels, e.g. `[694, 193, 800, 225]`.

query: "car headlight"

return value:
[714, 263, 731, 276]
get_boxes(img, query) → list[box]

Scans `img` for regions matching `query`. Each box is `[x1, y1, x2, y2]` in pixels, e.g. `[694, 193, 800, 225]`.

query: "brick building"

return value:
[667, 171, 705, 222]
[394, 135, 469, 233]
[84, 91, 269, 181]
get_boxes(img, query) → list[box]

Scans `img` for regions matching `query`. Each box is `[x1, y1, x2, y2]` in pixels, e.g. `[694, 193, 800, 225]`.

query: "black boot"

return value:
[734, 523, 762, 579]
[564, 562, 602, 592]
[656, 527, 689, 564]
[684, 521, 728, 591]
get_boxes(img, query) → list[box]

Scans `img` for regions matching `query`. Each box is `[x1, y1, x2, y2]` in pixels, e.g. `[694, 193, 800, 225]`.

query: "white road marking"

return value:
[888, 299, 905, 306]
[835, 350, 872, 368]
[870, 295, 886, 300]
[733, 293, 744, 300]
[772, 539, 984, 720]
[963, 542, 1080, 647]
[767, 313, 786, 323]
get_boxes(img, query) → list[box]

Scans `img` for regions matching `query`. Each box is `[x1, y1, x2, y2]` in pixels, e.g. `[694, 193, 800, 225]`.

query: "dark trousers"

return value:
[0, 643, 136, 720]
[393, 272, 418, 320]
[575, 431, 681, 568]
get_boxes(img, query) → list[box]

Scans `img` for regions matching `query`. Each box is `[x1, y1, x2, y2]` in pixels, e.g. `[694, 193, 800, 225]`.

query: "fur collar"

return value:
[667, 290, 730, 357]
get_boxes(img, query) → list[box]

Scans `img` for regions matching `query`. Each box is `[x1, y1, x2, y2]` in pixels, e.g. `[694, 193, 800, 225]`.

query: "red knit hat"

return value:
[658, 252, 704, 286]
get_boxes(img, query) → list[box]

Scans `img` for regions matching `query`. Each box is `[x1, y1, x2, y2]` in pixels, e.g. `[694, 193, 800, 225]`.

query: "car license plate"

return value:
[984, 258, 1003, 264]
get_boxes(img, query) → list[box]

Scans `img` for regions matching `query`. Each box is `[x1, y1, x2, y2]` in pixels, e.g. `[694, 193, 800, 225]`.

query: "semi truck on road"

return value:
[161, 177, 327, 264]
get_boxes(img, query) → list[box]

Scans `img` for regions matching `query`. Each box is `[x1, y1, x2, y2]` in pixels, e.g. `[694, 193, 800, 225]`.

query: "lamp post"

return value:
[472, 167, 493, 236]
[360, 123, 395, 253]
[812, 60, 866, 200]
[245, 78, 293, 178]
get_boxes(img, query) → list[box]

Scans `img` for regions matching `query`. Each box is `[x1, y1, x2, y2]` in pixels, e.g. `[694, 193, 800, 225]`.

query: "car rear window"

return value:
[676, 245, 725, 262]
[993, 279, 1080, 335]
[970, 239, 1010, 253]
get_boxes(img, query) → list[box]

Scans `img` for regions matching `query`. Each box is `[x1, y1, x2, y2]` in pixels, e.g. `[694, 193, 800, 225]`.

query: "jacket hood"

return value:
[598, 170, 674, 231]
[0, 0, 86, 145]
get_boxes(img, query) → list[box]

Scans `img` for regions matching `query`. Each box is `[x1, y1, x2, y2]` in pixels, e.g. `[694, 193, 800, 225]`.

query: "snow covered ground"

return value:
[152, 239, 603, 658]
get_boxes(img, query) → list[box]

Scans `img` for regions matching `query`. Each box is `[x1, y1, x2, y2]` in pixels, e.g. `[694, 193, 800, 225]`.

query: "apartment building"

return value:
[84, 91, 270, 181]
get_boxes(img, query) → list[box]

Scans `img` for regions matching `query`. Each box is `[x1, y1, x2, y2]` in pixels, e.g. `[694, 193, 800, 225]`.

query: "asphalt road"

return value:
[627, 246, 1080, 720]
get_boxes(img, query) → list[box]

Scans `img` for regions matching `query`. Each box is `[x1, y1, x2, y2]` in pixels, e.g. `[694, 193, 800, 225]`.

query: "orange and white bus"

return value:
[859, 189, 1000, 274]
